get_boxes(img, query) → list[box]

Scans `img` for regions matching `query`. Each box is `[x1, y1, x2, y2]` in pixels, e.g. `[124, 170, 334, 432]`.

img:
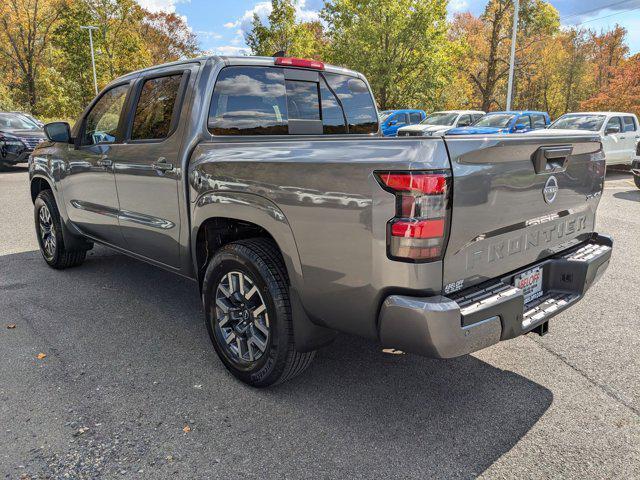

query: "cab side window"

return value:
[82, 84, 129, 145]
[623, 116, 637, 132]
[131, 74, 184, 140]
[457, 114, 472, 127]
[517, 115, 532, 129]
[531, 114, 546, 129]
[606, 116, 622, 133]
[409, 112, 422, 124]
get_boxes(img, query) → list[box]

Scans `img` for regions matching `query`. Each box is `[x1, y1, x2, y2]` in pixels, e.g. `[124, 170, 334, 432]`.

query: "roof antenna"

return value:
[273, 50, 286, 57]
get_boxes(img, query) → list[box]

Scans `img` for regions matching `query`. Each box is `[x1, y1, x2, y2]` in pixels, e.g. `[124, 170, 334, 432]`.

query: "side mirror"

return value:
[44, 122, 72, 143]
[514, 123, 528, 131]
[388, 120, 397, 126]
[605, 124, 621, 135]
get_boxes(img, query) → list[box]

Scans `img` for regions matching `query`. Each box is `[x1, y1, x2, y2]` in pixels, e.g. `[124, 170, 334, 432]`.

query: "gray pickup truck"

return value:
[29, 56, 612, 387]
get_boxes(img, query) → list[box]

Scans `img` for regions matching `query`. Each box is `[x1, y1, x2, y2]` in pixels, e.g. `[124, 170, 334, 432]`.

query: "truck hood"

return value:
[398, 124, 451, 134]
[0, 128, 45, 138]
[530, 128, 600, 137]
[446, 126, 509, 135]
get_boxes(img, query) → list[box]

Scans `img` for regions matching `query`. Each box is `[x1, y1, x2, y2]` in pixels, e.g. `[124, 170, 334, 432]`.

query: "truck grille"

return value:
[398, 131, 423, 137]
[18, 136, 44, 150]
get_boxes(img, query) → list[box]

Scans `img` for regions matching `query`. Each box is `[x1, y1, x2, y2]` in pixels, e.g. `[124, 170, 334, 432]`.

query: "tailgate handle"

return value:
[532, 145, 573, 174]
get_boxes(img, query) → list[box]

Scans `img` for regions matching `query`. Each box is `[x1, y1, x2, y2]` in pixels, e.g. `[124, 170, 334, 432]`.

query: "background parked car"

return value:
[446, 110, 550, 135]
[397, 110, 485, 136]
[0, 112, 45, 167]
[378, 109, 425, 136]
[547, 112, 639, 166]
[11, 111, 44, 128]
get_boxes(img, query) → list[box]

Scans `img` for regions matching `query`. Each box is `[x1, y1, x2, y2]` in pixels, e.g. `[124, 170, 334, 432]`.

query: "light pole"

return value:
[81, 25, 99, 95]
[506, 0, 519, 110]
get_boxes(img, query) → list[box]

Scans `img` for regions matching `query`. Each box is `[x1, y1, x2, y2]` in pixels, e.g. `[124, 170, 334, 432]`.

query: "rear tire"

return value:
[202, 238, 315, 387]
[634, 175, 640, 189]
[34, 190, 87, 269]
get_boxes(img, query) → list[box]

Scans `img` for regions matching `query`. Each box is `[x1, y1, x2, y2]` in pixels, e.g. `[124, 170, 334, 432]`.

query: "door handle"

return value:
[152, 158, 174, 172]
[532, 145, 573, 174]
[97, 158, 112, 167]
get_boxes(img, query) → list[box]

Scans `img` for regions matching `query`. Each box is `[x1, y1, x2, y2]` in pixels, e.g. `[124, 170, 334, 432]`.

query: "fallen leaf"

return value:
[382, 348, 405, 355]
[36, 353, 47, 360]
[183, 425, 191, 433]
[193, 384, 202, 389]
[7, 324, 16, 329]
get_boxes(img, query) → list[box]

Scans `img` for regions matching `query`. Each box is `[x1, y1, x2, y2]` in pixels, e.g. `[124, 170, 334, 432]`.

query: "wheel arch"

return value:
[30, 175, 53, 203]
[191, 192, 304, 294]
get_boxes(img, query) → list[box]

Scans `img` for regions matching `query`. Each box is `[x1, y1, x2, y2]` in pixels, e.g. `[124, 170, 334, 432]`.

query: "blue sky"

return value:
[138, 0, 640, 55]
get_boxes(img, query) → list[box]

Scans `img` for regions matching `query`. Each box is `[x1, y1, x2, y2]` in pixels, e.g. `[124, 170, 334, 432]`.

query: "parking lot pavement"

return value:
[1, 166, 639, 479]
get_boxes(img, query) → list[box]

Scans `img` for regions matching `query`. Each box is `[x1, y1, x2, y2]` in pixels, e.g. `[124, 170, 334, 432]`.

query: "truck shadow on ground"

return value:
[613, 190, 640, 202]
[1, 247, 552, 478]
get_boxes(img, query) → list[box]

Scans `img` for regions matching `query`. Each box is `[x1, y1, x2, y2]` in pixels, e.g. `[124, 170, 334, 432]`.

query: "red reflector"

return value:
[275, 57, 325, 70]
[391, 219, 445, 239]
[379, 173, 447, 195]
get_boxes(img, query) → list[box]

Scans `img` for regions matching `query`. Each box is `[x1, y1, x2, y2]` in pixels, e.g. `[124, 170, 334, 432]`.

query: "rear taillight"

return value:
[376, 171, 451, 262]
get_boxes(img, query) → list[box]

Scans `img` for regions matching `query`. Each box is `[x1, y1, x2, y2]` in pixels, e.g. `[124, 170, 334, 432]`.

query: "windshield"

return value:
[473, 113, 516, 128]
[550, 114, 606, 132]
[378, 110, 393, 122]
[0, 113, 39, 130]
[421, 112, 457, 126]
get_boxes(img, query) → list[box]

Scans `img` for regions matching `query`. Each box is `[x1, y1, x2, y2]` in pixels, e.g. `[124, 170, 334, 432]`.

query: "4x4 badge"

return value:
[543, 175, 559, 204]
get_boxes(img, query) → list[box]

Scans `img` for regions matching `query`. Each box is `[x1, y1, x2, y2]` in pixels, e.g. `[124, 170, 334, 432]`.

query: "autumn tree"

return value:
[245, 0, 324, 59]
[0, 0, 68, 112]
[451, 0, 559, 111]
[322, 0, 452, 111]
[588, 25, 628, 91]
[140, 10, 199, 64]
[581, 54, 640, 117]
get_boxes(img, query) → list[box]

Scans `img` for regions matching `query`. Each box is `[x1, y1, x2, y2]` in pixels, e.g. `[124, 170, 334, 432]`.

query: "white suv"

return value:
[548, 112, 640, 165]
[397, 110, 485, 137]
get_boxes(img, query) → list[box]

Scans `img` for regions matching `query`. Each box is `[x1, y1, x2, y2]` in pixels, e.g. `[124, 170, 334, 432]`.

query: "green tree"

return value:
[322, 0, 452, 111]
[245, 0, 323, 58]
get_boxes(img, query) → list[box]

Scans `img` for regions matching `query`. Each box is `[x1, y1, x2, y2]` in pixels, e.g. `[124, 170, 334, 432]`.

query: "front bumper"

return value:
[0, 149, 32, 165]
[378, 233, 613, 358]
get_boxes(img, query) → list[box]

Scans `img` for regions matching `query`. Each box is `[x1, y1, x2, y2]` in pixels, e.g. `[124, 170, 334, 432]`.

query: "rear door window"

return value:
[623, 116, 637, 132]
[457, 114, 472, 127]
[209, 67, 288, 135]
[131, 74, 184, 140]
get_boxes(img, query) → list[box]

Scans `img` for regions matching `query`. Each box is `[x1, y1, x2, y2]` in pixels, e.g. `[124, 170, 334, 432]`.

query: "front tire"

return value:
[202, 238, 315, 387]
[34, 190, 87, 269]
[634, 175, 640, 189]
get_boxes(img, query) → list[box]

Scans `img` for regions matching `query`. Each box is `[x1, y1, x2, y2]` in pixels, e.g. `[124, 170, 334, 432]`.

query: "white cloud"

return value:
[228, 0, 320, 36]
[196, 31, 223, 40]
[449, 0, 469, 13]
[207, 45, 251, 56]
[135, 0, 190, 13]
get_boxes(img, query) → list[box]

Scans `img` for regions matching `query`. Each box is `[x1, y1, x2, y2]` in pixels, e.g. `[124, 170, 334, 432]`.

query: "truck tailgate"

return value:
[442, 134, 605, 294]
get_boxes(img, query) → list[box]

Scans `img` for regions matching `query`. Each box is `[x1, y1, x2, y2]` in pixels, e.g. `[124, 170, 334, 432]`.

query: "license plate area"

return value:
[514, 266, 543, 304]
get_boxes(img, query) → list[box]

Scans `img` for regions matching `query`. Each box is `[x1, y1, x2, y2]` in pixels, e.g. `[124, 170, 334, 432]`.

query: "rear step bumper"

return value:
[378, 233, 612, 358]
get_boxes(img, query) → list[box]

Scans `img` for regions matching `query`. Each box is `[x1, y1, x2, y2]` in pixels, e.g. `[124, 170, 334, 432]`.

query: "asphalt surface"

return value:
[1, 166, 639, 479]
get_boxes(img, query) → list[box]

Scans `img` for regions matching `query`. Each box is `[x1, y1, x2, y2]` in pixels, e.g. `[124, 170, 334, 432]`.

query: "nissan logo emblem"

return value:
[543, 175, 559, 204]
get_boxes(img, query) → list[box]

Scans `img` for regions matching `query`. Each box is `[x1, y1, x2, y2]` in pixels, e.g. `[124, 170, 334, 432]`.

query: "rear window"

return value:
[208, 66, 377, 136]
[531, 114, 546, 129]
